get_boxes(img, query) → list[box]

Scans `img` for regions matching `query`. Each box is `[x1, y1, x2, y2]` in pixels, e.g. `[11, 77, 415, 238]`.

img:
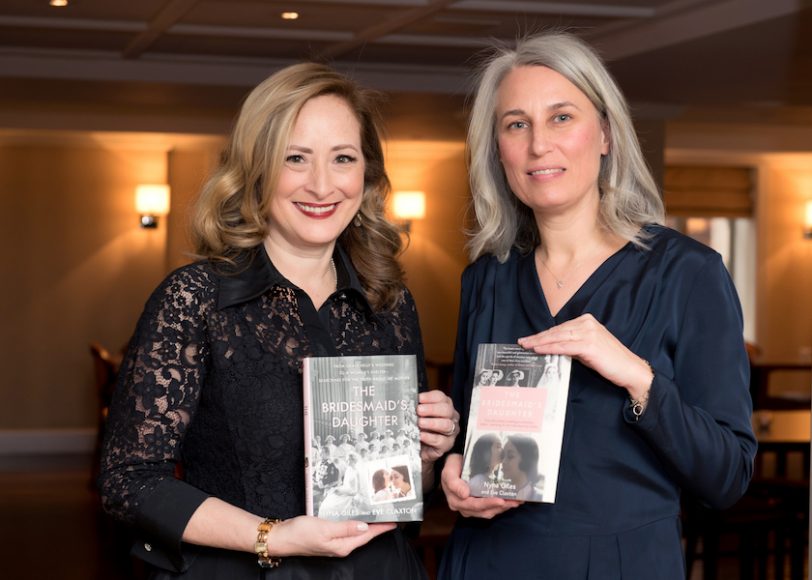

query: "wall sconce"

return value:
[392, 191, 426, 233]
[804, 200, 812, 239]
[135, 184, 170, 228]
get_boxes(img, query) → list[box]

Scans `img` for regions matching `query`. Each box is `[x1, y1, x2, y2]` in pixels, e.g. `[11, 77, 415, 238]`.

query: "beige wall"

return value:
[386, 140, 470, 364]
[4, 114, 809, 433]
[0, 132, 470, 431]
[0, 138, 172, 428]
[751, 155, 812, 395]
[754, 155, 812, 362]
[166, 145, 225, 270]
[668, 125, 812, 395]
[667, 148, 812, 365]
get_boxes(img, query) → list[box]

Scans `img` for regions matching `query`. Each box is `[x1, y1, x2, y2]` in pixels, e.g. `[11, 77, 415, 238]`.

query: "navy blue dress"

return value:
[438, 226, 756, 580]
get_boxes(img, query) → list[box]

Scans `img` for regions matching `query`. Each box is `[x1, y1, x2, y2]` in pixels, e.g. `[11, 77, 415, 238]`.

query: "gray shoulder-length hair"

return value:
[466, 31, 664, 262]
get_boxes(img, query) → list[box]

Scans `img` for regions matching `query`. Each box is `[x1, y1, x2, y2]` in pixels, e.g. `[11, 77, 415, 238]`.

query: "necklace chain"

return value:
[538, 254, 579, 290]
[329, 258, 338, 291]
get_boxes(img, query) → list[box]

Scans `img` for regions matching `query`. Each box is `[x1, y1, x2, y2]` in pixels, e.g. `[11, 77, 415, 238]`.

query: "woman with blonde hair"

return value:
[439, 31, 755, 578]
[100, 62, 459, 579]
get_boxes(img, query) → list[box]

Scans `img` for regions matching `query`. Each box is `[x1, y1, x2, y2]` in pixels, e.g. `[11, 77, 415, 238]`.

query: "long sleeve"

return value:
[99, 265, 214, 571]
[448, 230, 757, 520]
[439, 231, 757, 579]
[627, 252, 756, 509]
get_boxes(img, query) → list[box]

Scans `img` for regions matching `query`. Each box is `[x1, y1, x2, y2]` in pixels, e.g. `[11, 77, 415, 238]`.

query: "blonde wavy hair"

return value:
[192, 62, 404, 311]
[467, 31, 664, 262]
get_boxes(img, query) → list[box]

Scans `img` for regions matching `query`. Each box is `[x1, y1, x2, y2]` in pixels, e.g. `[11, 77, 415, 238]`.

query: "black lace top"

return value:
[99, 245, 427, 573]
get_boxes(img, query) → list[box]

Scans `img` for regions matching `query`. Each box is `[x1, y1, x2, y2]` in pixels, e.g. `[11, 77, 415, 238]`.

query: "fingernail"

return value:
[356, 522, 368, 531]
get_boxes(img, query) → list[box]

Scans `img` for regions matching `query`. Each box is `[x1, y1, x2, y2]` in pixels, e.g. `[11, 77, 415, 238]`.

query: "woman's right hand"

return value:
[270, 516, 395, 558]
[441, 453, 521, 519]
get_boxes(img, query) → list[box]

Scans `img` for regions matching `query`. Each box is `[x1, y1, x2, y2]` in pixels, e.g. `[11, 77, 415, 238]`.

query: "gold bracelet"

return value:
[255, 518, 282, 569]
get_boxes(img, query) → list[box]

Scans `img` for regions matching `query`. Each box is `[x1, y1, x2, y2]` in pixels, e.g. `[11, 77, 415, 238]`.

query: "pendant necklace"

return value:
[538, 254, 579, 290]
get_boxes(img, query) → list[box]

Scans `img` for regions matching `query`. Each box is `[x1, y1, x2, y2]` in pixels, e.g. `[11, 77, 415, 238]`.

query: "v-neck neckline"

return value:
[520, 240, 633, 321]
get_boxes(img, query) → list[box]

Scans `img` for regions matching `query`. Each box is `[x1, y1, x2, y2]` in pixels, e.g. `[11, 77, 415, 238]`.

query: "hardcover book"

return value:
[303, 354, 423, 522]
[460, 343, 572, 503]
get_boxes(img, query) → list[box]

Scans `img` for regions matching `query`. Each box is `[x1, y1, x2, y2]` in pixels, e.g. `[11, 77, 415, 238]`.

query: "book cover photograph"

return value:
[460, 343, 572, 503]
[303, 354, 423, 522]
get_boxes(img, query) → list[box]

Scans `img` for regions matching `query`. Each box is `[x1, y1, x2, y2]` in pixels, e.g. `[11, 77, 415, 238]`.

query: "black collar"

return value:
[215, 244, 370, 311]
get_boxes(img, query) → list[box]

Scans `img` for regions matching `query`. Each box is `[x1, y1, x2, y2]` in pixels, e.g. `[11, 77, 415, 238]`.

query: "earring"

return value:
[353, 214, 362, 227]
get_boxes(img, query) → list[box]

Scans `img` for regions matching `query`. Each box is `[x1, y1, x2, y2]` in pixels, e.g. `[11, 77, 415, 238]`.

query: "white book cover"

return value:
[460, 344, 572, 503]
[303, 354, 423, 522]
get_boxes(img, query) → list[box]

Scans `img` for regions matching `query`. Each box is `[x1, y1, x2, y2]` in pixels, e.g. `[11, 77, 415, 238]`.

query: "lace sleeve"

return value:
[99, 264, 213, 524]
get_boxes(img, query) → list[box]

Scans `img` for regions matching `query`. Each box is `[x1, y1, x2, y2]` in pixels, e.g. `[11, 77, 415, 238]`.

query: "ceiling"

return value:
[1, 0, 812, 137]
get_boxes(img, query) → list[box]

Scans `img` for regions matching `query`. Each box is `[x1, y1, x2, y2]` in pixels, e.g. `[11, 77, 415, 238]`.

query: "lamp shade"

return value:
[135, 184, 170, 216]
[392, 191, 426, 221]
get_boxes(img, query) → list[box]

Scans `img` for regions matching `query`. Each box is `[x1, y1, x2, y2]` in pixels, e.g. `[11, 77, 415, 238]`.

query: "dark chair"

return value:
[409, 492, 457, 580]
[748, 341, 812, 410]
[682, 480, 806, 580]
[682, 429, 809, 580]
[89, 342, 120, 488]
[425, 359, 454, 394]
[91, 343, 118, 408]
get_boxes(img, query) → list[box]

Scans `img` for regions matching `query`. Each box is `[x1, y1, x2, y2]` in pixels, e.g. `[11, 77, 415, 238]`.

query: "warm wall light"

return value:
[135, 184, 170, 228]
[392, 191, 426, 232]
[804, 200, 812, 239]
[50, 0, 68, 6]
[281, 11, 299, 20]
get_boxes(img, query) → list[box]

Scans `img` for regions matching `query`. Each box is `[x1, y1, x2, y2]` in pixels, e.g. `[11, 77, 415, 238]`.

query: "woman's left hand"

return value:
[417, 389, 460, 463]
[517, 313, 652, 400]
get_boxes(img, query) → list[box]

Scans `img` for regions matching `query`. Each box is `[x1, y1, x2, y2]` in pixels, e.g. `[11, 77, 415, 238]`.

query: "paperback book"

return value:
[460, 343, 571, 503]
[303, 354, 423, 522]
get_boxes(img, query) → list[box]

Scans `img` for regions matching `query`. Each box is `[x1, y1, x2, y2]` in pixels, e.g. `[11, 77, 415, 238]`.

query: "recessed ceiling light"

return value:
[281, 11, 299, 20]
[49, 0, 68, 6]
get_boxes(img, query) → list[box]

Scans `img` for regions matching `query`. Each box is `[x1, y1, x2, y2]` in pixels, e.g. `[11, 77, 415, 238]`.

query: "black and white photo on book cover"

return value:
[461, 343, 571, 503]
[303, 354, 423, 522]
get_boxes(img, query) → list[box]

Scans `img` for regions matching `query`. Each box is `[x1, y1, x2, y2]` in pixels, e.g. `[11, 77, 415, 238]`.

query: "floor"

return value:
[0, 454, 805, 580]
[0, 454, 147, 580]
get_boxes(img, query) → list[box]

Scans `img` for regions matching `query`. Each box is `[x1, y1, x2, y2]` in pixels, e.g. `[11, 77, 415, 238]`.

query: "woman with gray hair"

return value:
[439, 31, 755, 578]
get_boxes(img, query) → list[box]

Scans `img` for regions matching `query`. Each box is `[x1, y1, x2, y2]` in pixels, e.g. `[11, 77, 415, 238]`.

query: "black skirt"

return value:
[146, 528, 427, 580]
